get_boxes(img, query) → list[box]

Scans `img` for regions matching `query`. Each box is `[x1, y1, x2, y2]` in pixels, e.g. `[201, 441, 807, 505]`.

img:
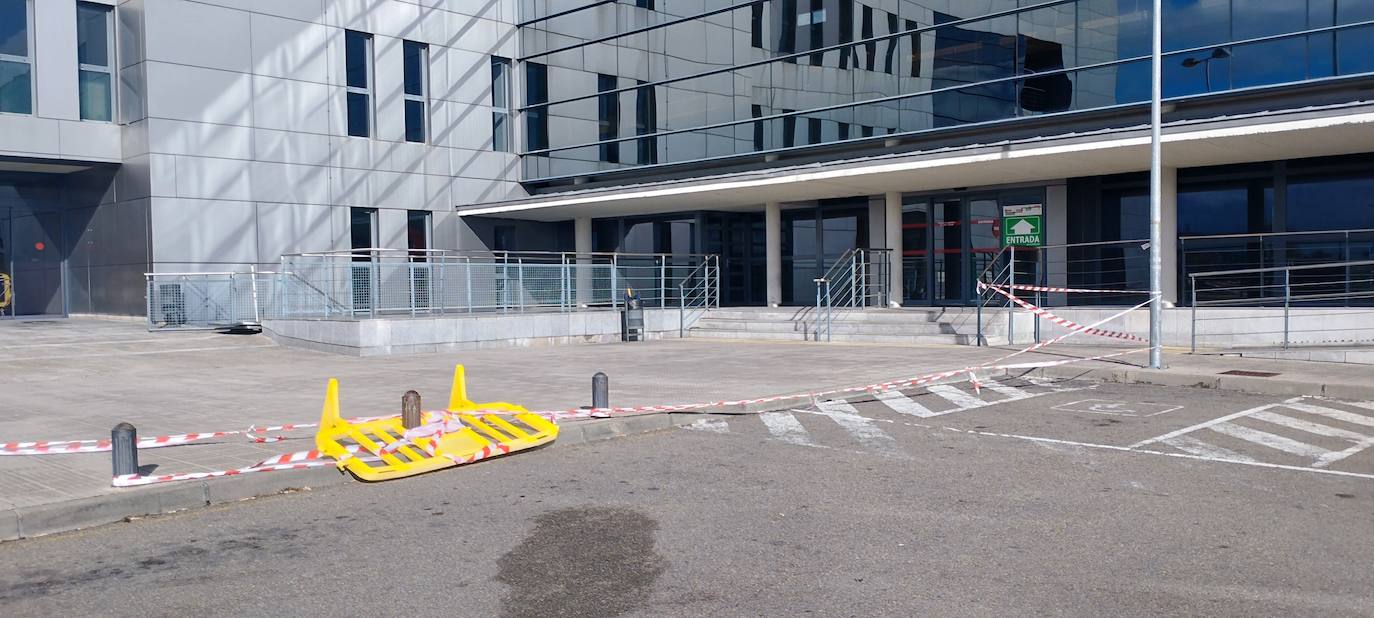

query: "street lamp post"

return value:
[1181, 48, 1231, 91]
[1149, 0, 1163, 370]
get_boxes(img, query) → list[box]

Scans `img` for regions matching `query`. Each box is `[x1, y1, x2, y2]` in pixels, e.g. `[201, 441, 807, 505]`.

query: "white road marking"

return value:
[927, 384, 988, 410]
[946, 427, 1374, 481]
[1161, 435, 1259, 463]
[1249, 411, 1370, 441]
[1128, 398, 1304, 448]
[978, 379, 1032, 401]
[1208, 422, 1332, 459]
[1021, 376, 1087, 392]
[1281, 401, 1374, 429]
[812, 400, 906, 458]
[873, 390, 939, 418]
[687, 418, 730, 433]
[1315, 437, 1374, 468]
[759, 412, 818, 448]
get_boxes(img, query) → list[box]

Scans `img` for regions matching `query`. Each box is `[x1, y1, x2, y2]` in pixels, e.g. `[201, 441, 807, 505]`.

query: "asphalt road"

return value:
[1, 380, 1372, 617]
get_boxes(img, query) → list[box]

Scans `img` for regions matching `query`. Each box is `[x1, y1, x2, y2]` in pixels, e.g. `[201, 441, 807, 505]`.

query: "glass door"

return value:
[933, 198, 964, 303]
[10, 211, 64, 316]
[968, 198, 1002, 302]
[901, 199, 930, 305]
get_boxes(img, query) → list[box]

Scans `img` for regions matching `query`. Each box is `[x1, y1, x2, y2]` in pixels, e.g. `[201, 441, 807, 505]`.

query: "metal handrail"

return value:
[678, 255, 719, 337]
[812, 249, 892, 342]
[1189, 258, 1374, 352]
[1180, 228, 1374, 241]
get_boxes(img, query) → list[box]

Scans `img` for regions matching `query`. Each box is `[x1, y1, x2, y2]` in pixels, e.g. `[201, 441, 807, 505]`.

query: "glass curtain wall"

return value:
[519, 0, 1374, 180]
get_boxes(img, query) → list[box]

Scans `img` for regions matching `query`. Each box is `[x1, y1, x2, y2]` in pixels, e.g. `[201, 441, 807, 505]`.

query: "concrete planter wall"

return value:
[263, 309, 683, 356]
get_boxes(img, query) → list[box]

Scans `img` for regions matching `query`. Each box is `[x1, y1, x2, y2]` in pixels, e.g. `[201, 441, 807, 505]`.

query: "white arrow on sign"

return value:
[1010, 219, 1036, 235]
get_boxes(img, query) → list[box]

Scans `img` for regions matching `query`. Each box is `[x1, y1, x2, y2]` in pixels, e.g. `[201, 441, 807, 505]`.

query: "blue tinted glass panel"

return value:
[1288, 175, 1374, 231]
[1231, 38, 1308, 89]
[0, 0, 26, 57]
[403, 41, 424, 96]
[346, 92, 369, 137]
[1337, 25, 1374, 74]
[404, 99, 425, 142]
[0, 60, 31, 114]
[78, 69, 111, 121]
[1233, 0, 1308, 38]
[1337, 0, 1374, 23]
[1179, 188, 1254, 235]
[492, 112, 509, 152]
[1163, 0, 1230, 51]
[76, 3, 110, 67]
[345, 31, 369, 89]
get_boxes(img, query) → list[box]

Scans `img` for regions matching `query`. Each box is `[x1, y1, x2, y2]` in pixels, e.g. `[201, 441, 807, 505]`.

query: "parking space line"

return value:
[1249, 411, 1370, 441]
[1161, 435, 1259, 463]
[872, 390, 939, 418]
[812, 401, 905, 458]
[1128, 398, 1302, 449]
[1209, 422, 1332, 459]
[759, 412, 817, 448]
[978, 379, 1032, 401]
[927, 384, 987, 410]
[1282, 401, 1374, 429]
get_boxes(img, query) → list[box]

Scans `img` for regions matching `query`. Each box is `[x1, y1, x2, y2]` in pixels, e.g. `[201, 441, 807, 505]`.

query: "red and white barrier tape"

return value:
[980, 283, 1145, 343]
[995, 283, 1153, 295]
[113, 445, 376, 487]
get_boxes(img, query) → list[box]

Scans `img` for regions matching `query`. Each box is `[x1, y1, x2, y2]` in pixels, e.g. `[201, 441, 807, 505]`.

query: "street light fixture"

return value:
[1180, 47, 1231, 91]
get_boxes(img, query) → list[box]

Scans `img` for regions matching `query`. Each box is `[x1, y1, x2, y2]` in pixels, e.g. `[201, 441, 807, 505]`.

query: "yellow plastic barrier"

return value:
[0, 273, 11, 310]
[314, 365, 558, 481]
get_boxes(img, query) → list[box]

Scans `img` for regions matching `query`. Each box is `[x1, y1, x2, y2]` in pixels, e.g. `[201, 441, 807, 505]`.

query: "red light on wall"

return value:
[33, 242, 45, 251]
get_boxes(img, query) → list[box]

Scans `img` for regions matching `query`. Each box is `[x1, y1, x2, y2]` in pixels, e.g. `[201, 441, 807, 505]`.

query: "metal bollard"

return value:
[402, 390, 422, 429]
[592, 372, 609, 409]
[112, 422, 139, 478]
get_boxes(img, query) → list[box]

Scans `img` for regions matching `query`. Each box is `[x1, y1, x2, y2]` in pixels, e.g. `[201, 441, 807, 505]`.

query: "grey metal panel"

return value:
[33, 0, 79, 121]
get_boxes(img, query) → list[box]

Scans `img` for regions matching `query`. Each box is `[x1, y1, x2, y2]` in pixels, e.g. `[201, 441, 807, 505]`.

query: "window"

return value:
[402, 40, 428, 143]
[861, 6, 875, 70]
[751, 104, 764, 151]
[75, 2, 114, 122]
[407, 211, 431, 253]
[635, 0, 655, 9]
[525, 61, 548, 152]
[344, 30, 373, 138]
[597, 73, 619, 163]
[350, 207, 377, 260]
[491, 56, 512, 152]
[837, 0, 853, 69]
[906, 19, 920, 78]
[807, 117, 821, 145]
[635, 80, 657, 164]
[782, 109, 796, 148]
[0, 0, 32, 114]
[751, 1, 764, 48]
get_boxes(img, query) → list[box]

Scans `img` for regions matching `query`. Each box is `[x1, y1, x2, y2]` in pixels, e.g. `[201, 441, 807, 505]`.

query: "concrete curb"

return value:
[1031, 365, 1374, 400]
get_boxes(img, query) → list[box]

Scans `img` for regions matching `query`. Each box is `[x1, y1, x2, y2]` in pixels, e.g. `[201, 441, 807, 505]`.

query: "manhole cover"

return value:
[1219, 370, 1281, 377]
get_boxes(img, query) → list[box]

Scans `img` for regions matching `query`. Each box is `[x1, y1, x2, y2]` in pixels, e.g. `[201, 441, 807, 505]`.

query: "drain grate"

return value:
[1219, 370, 1281, 378]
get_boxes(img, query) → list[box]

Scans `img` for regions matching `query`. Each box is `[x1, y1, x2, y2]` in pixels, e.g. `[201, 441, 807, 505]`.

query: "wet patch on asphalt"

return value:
[496, 506, 667, 618]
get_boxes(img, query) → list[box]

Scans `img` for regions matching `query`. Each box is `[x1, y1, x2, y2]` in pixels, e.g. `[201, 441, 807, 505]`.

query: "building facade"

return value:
[2, 0, 1373, 316]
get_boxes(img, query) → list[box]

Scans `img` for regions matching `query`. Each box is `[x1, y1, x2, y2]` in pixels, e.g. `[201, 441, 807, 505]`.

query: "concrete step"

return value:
[687, 328, 971, 345]
[694, 317, 953, 335]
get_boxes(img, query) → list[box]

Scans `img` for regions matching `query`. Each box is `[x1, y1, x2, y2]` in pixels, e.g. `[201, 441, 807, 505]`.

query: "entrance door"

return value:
[933, 198, 964, 303]
[9, 211, 65, 316]
[904, 194, 1004, 305]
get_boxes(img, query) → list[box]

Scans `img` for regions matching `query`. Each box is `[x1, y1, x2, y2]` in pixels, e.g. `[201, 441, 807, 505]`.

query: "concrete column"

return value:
[885, 191, 903, 306]
[867, 198, 885, 308]
[765, 202, 782, 307]
[1045, 184, 1069, 306]
[1161, 166, 1179, 305]
[575, 217, 592, 307]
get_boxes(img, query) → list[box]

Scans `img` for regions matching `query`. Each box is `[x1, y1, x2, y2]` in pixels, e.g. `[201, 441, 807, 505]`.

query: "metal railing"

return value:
[976, 240, 1153, 345]
[678, 255, 720, 337]
[146, 269, 278, 330]
[277, 249, 717, 319]
[813, 248, 892, 342]
[1190, 259, 1374, 351]
[1180, 228, 1374, 304]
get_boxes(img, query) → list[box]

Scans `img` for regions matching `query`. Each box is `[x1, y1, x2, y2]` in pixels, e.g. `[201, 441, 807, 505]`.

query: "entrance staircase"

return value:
[686, 307, 974, 345]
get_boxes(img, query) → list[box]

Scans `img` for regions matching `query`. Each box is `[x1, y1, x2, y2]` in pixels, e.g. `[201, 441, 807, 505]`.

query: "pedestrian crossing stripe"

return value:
[1144, 399, 1374, 469]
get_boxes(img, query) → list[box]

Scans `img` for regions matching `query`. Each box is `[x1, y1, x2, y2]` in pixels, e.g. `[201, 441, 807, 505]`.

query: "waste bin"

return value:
[621, 287, 644, 341]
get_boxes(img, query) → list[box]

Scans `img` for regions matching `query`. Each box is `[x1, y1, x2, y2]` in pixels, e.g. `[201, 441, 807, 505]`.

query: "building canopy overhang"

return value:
[457, 102, 1374, 222]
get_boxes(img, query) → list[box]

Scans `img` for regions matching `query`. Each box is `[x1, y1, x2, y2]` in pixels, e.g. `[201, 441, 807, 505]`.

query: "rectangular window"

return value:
[0, 0, 33, 114]
[884, 13, 898, 74]
[838, 123, 849, 141]
[344, 30, 373, 138]
[807, 117, 821, 145]
[751, 1, 764, 48]
[597, 73, 619, 163]
[751, 104, 764, 151]
[635, 0, 655, 9]
[350, 207, 377, 259]
[861, 125, 874, 138]
[76, 2, 114, 122]
[525, 61, 548, 152]
[407, 211, 431, 252]
[906, 19, 920, 78]
[861, 6, 875, 70]
[837, 0, 853, 69]
[808, 0, 824, 65]
[402, 40, 428, 143]
[635, 80, 657, 164]
[782, 109, 796, 148]
[491, 56, 512, 152]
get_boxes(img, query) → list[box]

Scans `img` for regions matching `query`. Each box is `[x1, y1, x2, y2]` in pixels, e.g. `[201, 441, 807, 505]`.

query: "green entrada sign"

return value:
[1002, 203, 1043, 247]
